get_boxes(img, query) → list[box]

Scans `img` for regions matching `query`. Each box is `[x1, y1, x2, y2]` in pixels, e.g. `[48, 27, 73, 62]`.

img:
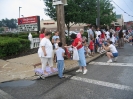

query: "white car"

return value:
[65, 30, 78, 36]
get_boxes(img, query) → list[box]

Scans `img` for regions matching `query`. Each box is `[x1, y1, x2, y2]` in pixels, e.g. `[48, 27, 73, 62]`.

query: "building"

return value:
[124, 21, 133, 29]
[40, 20, 87, 32]
[111, 14, 124, 30]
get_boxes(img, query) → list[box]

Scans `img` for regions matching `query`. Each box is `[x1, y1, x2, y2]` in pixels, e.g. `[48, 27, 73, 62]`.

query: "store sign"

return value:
[43, 22, 55, 25]
[18, 16, 40, 32]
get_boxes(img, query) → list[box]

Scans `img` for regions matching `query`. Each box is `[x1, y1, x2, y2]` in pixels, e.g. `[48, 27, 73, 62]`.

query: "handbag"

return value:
[73, 47, 79, 60]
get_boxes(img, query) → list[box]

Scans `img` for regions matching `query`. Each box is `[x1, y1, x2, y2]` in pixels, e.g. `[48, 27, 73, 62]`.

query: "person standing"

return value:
[52, 31, 59, 44]
[39, 27, 46, 41]
[87, 25, 94, 44]
[56, 42, 65, 79]
[89, 38, 94, 56]
[105, 29, 110, 40]
[38, 31, 55, 75]
[77, 29, 84, 41]
[118, 30, 124, 48]
[65, 34, 88, 74]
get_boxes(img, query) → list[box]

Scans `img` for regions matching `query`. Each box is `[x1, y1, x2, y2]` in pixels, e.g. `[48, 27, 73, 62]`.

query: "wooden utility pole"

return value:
[97, 0, 100, 27]
[56, 3, 66, 46]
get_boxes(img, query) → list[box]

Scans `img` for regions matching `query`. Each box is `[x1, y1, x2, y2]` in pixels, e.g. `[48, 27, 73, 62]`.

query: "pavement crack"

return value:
[35, 75, 73, 98]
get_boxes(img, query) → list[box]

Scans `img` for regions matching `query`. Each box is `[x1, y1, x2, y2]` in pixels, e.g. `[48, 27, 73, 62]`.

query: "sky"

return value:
[0, 0, 133, 22]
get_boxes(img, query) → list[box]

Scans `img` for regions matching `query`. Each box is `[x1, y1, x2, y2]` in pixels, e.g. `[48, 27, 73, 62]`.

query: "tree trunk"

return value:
[56, 4, 66, 46]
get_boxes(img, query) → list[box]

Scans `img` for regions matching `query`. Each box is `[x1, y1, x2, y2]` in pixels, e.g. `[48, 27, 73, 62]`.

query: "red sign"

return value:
[18, 16, 38, 25]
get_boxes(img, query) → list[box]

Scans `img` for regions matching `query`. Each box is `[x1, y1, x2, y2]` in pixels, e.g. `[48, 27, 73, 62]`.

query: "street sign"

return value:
[18, 16, 40, 32]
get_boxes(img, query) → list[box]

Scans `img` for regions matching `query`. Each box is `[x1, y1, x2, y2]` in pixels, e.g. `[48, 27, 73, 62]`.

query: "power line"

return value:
[111, 0, 133, 17]
[123, 0, 133, 12]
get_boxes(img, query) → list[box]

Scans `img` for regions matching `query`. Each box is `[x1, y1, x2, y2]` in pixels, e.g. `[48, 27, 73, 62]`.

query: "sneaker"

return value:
[107, 59, 112, 63]
[76, 69, 82, 73]
[114, 57, 118, 62]
[83, 69, 88, 74]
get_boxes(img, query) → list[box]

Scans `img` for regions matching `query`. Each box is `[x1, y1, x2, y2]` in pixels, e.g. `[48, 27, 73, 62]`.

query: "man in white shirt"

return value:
[95, 27, 101, 38]
[105, 29, 110, 39]
[102, 41, 118, 63]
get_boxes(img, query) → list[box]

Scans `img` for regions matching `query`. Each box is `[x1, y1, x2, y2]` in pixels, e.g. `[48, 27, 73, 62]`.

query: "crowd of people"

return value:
[37, 26, 133, 77]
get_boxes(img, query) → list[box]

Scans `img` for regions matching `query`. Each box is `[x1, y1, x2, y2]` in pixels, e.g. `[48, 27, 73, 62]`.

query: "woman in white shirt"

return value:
[102, 41, 118, 63]
[38, 31, 55, 75]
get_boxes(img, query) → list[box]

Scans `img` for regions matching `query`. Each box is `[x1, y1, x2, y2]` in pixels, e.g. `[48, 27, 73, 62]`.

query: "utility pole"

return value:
[52, 0, 67, 46]
[97, 0, 100, 27]
[56, 4, 66, 46]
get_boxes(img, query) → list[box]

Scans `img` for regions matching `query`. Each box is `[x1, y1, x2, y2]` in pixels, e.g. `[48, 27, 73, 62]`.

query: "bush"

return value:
[0, 37, 30, 58]
[32, 34, 39, 38]
[18, 35, 28, 39]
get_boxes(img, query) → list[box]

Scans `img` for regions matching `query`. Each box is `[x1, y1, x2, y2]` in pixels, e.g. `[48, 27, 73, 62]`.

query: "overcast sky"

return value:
[0, 0, 133, 22]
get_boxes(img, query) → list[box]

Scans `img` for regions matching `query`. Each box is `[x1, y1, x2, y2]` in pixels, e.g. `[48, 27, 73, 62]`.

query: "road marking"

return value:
[69, 76, 133, 91]
[89, 61, 133, 67]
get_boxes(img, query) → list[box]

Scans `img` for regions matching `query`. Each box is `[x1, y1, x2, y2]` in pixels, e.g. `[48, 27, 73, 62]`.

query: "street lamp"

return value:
[19, 7, 22, 18]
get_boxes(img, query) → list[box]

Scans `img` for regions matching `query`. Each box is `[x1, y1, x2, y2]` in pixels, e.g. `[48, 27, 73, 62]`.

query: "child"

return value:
[89, 38, 94, 56]
[98, 35, 103, 54]
[55, 42, 65, 79]
[54, 38, 60, 50]
[54, 38, 60, 62]
[82, 40, 91, 57]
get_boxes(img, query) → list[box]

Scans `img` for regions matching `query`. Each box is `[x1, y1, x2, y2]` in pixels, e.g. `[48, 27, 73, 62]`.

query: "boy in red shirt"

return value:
[89, 38, 94, 56]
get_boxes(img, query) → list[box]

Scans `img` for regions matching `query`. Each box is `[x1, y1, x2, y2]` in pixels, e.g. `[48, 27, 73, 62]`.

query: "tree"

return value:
[0, 18, 17, 29]
[0, 27, 4, 32]
[43, 0, 116, 33]
[100, 0, 116, 26]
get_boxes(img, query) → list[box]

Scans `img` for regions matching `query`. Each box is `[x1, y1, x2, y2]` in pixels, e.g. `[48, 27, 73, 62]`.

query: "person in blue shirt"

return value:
[55, 42, 65, 79]
[52, 31, 60, 49]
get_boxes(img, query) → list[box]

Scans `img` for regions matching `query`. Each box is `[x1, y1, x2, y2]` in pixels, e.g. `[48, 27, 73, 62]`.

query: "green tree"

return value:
[44, 0, 116, 31]
[0, 18, 17, 29]
[0, 27, 4, 32]
[100, 0, 116, 26]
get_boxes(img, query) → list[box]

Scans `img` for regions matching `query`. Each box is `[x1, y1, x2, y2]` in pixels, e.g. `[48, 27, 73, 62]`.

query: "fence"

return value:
[28, 33, 40, 49]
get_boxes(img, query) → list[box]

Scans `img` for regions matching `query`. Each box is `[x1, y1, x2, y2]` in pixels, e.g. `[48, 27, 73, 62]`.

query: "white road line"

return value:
[70, 76, 133, 91]
[89, 61, 133, 67]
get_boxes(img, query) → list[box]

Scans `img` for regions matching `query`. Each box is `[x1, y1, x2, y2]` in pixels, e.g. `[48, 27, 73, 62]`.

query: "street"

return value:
[0, 43, 133, 99]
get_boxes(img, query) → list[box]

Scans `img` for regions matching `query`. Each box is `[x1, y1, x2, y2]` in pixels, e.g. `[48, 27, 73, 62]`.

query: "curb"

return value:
[64, 53, 105, 73]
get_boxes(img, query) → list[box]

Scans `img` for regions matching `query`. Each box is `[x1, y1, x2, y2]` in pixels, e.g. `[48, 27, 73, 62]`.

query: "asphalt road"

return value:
[0, 43, 133, 99]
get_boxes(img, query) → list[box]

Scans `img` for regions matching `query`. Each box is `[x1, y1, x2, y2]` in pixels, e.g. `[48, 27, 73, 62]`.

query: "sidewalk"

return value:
[0, 53, 104, 83]
[0, 53, 104, 99]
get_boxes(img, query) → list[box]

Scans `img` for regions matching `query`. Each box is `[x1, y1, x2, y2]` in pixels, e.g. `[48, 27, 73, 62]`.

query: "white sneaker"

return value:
[76, 69, 82, 73]
[83, 69, 88, 74]
[107, 59, 112, 63]
[114, 57, 118, 62]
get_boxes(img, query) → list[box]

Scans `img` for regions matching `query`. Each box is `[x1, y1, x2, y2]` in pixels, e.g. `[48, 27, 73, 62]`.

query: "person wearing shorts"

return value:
[102, 41, 118, 63]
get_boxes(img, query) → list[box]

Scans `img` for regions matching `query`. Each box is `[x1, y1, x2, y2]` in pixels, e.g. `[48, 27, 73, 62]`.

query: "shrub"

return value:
[18, 35, 28, 39]
[0, 37, 30, 58]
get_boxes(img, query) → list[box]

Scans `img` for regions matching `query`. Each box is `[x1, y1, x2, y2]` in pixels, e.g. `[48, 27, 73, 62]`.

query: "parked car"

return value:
[65, 30, 78, 36]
